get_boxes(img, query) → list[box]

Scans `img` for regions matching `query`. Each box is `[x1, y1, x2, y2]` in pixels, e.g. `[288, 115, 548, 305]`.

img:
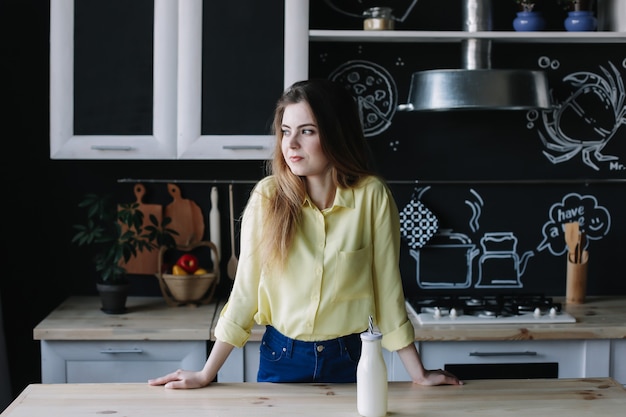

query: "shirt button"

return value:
[316, 345, 324, 352]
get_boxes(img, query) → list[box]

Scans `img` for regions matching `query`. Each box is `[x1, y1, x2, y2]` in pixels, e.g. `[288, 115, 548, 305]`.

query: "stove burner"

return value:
[408, 294, 564, 319]
[466, 298, 484, 307]
[406, 293, 576, 325]
[478, 311, 497, 319]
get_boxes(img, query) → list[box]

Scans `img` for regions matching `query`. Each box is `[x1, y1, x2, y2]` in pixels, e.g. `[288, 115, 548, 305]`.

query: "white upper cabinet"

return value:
[177, 0, 308, 160]
[49, 0, 309, 160]
[50, 0, 178, 159]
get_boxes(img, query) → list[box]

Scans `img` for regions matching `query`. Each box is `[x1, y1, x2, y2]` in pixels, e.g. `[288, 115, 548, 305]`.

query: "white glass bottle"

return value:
[357, 331, 388, 417]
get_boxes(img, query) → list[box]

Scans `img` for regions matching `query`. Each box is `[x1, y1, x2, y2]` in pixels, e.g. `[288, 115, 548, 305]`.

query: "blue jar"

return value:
[513, 11, 547, 32]
[564, 10, 597, 31]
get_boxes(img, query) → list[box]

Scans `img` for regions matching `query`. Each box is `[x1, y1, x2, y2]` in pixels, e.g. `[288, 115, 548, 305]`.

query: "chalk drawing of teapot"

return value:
[475, 232, 535, 288]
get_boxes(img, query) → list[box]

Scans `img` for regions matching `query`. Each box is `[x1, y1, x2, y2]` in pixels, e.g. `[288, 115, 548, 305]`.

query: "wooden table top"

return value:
[2, 378, 625, 416]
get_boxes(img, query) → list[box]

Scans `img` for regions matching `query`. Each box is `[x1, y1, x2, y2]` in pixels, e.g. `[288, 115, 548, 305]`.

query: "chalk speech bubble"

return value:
[537, 192, 610, 256]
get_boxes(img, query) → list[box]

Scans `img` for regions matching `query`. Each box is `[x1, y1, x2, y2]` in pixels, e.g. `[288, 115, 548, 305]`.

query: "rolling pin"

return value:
[209, 186, 221, 268]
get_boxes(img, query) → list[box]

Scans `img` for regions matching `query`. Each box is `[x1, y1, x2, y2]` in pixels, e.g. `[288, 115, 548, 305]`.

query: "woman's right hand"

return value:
[148, 369, 213, 389]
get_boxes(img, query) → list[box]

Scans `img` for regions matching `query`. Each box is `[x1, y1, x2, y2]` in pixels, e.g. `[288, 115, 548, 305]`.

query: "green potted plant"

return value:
[557, 0, 594, 11]
[516, 0, 537, 12]
[72, 193, 178, 313]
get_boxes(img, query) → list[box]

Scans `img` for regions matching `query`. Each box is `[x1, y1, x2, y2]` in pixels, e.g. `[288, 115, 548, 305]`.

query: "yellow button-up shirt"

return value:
[214, 175, 415, 352]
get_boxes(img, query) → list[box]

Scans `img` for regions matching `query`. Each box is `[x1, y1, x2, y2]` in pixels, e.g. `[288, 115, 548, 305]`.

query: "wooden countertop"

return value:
[2, 378, 625, 416]
[242, 295, 626, 342]
[33, 296, 220, 341]
[408, 295, 626, 342]
[34, 296, 626, 342]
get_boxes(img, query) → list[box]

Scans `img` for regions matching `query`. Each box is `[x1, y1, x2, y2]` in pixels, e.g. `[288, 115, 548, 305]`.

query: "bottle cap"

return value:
[360, 331, 382, 341]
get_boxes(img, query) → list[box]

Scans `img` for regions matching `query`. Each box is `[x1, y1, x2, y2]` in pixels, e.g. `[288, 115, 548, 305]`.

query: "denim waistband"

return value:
[263, 325, 362, 358]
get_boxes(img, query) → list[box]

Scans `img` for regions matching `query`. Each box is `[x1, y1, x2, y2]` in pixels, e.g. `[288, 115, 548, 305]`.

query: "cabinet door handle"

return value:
[470, 351, 537, 357]
[222, 145, 265, 150]
[99, 348, 144, 354]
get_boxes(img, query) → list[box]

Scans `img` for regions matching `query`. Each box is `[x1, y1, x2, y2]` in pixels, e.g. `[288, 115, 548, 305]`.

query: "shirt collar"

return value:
[333, 186, 354, 209]
[303, 186, 355, 210]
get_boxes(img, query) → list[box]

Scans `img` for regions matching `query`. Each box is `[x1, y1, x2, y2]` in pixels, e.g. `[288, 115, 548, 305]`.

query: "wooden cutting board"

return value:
[119, 184, 162, 275]
[164, 183, 205, 246]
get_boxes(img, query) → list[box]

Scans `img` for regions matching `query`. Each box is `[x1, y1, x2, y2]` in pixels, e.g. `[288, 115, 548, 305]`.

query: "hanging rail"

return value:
[118, 178, 626, 185]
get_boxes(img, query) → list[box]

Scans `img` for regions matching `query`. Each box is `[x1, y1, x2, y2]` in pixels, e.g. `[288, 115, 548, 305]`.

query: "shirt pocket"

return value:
[333, 245, 372, 302]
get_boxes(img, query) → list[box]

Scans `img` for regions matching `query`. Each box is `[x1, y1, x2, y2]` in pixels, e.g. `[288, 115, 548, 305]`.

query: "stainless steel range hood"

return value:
[398, 0, 552, 111]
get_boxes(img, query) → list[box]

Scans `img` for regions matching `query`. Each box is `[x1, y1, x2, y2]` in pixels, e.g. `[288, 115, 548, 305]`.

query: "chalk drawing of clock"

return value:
[330, 60, 397, 138]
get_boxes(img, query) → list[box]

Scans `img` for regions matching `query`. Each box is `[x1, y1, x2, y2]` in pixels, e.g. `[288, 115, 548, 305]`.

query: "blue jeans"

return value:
[257, 326, 362, 383]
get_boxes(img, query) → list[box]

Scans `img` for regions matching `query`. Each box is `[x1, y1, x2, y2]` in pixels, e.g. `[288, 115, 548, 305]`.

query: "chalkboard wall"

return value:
[309, 0, 626, 297]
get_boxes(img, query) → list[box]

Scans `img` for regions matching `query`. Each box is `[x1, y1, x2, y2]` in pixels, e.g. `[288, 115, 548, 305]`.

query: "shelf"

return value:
[309, 30, 626, 43]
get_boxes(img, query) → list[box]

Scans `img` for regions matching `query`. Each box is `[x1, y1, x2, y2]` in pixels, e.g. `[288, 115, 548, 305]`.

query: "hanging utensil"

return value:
[577, 231, 586, 265]
[118, 183, 161, 275]
[209, 186, 221, 268]
[564, 222, 579, 263]
[226, 184, 238, 280]
[164, 183, 205, 246]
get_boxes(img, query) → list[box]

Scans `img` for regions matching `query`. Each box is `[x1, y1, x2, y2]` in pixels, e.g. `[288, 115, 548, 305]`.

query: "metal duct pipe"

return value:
[462, 0, 491, 69]
[398, 0, 552, 111]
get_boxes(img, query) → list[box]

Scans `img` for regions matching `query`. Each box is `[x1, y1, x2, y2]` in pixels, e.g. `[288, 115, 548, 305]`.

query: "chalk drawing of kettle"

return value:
[475, 232, 534, 288]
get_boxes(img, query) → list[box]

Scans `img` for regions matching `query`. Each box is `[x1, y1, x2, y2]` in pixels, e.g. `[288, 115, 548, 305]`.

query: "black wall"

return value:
[1, 0, 625, 407]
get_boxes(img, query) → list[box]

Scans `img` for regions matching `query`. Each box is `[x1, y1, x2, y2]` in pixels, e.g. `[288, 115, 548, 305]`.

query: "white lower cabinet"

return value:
[218, 339, 623, 384]
[219, 342, 261, 383]
[40, 340, 207, 383]
[611, 339, 626, 386]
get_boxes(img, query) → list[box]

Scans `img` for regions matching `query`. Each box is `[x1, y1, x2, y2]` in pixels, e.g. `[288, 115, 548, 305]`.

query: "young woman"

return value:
[148, 79, 461, 388]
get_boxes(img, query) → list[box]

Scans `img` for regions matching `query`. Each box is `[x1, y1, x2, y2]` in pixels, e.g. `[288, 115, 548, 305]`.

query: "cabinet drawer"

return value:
[41, 340, 207, 383]
[421, 340, 582, 365]
[388, 340, 612, 381]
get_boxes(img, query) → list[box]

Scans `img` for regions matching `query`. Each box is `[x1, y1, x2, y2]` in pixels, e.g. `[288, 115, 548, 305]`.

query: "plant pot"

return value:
[564, 10, 597, 31]
[96, 283, 130, 314]
[513, 11, 547, 32]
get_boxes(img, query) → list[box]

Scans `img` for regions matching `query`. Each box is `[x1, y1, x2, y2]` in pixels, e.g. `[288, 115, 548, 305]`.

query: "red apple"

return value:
[176, 254, 199, 273]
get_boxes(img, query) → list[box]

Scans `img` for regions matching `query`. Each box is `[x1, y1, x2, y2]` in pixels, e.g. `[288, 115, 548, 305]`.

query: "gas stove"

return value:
[406, 294, 576, 325]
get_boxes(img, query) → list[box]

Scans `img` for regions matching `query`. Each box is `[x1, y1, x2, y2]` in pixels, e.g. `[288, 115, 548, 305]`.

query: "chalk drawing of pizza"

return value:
[330, 60, 397, 137]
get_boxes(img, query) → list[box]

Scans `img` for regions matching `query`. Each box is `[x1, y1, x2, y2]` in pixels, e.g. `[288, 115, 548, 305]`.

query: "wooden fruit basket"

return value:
[156, 241, 220, 307]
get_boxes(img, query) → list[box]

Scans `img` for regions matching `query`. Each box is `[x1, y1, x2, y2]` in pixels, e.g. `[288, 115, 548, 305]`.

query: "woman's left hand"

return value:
[416, 368, 463, 386]
[397, 343, 464, 386]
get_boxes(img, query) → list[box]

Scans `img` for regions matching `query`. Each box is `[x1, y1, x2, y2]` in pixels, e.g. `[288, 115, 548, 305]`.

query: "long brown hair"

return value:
[260, 79, 377, 269]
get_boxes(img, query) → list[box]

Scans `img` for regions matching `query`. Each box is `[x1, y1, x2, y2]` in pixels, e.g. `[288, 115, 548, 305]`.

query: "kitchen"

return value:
[2, 0, 626, 414]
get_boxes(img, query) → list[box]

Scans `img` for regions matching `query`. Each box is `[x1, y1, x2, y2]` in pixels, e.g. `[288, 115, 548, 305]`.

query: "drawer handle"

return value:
[91, 145, 134, 151]
[222, 145, 265, 150]
[99, 348, 144, 354]
[470, 351, 537, 357]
